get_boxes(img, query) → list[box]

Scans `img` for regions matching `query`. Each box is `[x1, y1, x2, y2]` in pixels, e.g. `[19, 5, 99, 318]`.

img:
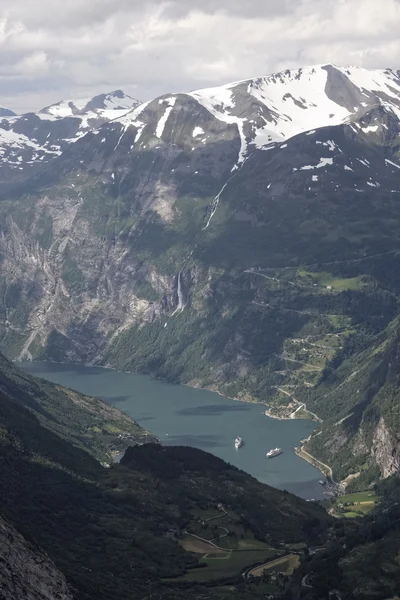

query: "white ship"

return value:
[235, 436, 243, 449]
[266, 447, 283, 458]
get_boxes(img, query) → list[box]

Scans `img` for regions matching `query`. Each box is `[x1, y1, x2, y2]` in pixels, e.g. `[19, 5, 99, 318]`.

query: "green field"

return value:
[170, 549, 277, 582]
[332, 490, 379, 517]
[339, 491, 378, 503]
[297, 270, 366, 291]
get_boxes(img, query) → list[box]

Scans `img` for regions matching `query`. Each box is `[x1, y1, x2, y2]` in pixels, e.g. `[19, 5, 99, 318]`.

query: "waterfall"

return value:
[171, 271, 186, 316]
[177, 271, 186, 311]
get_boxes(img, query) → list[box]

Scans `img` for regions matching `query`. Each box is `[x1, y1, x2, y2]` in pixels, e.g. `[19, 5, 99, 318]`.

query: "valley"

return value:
[2, 351, 400, 599]
[19, 360, 326, 500]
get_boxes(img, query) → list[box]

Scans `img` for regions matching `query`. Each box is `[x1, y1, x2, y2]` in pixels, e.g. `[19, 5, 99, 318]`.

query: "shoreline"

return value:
[17, 357, 328, 480]
[186, 381, 323, 425]
[294, 445, 333, 480]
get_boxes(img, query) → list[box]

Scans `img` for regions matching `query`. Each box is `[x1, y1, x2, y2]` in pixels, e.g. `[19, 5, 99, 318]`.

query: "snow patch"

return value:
[155, 97, 176, 138]
[385, 159, 400, 170]
[362, 125, 379, 133]
[357, 158, 370, 167]
[324, 140, 336, 151]
[192, 126, 205, 137]
[300, 157, 333, 170]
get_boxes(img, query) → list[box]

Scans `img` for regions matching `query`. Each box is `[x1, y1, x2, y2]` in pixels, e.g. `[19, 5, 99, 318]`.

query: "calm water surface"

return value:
[19, 361, 324, 500]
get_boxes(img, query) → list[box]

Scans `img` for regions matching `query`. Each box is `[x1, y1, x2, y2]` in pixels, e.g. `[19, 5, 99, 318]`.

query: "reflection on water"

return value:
[176, 403, 250, 416]
[162, 433, 222, 449]
[19, 361, 325, 500]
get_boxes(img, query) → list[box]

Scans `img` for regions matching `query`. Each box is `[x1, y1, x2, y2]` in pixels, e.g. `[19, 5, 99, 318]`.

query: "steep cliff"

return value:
[0, 516, 74, 600]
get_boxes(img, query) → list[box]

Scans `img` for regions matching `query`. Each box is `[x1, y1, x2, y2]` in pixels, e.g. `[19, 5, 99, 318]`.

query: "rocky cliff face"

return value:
[1, 64, 400, 482]
[0, 516, 73, 600]
[372, 417, 400, 478]
[306, 322, 400, 486]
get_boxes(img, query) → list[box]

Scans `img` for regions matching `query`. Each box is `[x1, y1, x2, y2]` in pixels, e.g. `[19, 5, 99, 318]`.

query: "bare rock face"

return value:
[0, 516, 74, 600]
[371, 417, 400, 478]
[352, 427, 369, 456]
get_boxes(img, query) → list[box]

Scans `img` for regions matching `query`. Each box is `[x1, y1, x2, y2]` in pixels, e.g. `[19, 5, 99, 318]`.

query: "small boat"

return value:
[266, 447, 283, 458]
[318, 480, 326, 485]
[235, 436, 243, 449]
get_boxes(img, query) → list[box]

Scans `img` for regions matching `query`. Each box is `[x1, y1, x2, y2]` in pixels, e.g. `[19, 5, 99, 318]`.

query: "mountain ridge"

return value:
[0, 90, 140, 179]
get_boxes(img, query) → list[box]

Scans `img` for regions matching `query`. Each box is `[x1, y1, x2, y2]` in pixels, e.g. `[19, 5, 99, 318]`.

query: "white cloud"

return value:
[0, 0, 399, 113]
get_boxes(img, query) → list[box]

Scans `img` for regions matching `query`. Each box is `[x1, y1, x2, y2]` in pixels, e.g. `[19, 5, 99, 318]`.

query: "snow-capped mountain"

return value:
[112, 64, 400, 171]
[40, 89, 140, 121]
[0, 90, 140, 177]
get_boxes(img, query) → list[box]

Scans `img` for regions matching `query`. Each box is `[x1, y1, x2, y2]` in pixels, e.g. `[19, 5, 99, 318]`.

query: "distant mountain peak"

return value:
[0, 105, 16, 117]
[39, 90, 140, 119]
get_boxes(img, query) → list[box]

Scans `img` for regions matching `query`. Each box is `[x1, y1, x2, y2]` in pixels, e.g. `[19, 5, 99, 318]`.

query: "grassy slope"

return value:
[0, 353, 155, 462]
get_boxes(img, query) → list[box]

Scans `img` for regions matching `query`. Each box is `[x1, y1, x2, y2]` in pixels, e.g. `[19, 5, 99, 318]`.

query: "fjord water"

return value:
[19, 361, 324, 500]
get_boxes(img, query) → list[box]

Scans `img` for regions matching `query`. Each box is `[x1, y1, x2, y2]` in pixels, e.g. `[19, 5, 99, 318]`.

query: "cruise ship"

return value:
[266, 447, 283, 458]
[235, 436, 243, 449]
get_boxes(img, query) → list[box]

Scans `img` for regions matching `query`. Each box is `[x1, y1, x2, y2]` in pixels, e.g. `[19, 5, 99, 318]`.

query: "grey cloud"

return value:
[161, 0, 298, 18]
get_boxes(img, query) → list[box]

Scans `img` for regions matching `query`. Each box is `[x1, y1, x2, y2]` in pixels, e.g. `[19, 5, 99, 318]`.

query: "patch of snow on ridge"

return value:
[341, 66, 400, 101]
[247, 66, 350, 140]
[385, 159, 400, 170]
[188, 87, 249, 163]
[155, 98, 176, 138]
[0, 128, 60, 154]
[362, 125, 379, 133]
[193, 126, 205, 137]
[42, 99, 90, 118]
[115, 100, 152, 127]
[253, 125, 284, 147]
[134, 122, 146, 143]
[325, 140, 336, 151]
[190, 85, 235, 113]
[357, 158, 370, 167]
[300, 157, 334, 170]
[233, 121, 247, 167]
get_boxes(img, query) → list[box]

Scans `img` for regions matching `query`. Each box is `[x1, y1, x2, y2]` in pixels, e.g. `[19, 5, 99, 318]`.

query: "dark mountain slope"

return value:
[303, 317, 400, 489]
[289, 476, 400, 600]
[0, 514, 73, 600]
[0, 356, 330, 600]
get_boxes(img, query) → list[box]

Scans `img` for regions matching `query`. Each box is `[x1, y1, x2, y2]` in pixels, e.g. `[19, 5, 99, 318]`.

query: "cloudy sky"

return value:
[1, 0, 400, 113]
